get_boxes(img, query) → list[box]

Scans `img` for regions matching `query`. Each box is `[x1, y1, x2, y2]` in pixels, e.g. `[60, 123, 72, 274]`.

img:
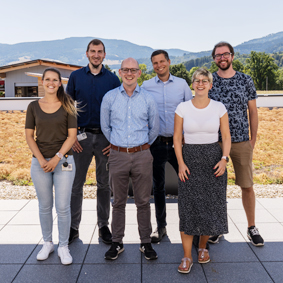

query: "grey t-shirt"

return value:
[208, 71, 257, 142]
[25, 100, 77, 158]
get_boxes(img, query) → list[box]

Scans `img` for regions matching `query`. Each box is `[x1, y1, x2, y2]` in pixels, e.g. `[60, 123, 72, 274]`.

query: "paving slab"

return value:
[268, 209, 283, 222]
[78, 263, 141, 283]
[0, 200, 29, 211]
[203, 262, 273, 283]
[9, 210, 41, 225]
[0, 210, 18, 224]
[237, 223, 283, 242]
[81, 199, 97, 211]
[0, 264, 22, 283]
[227, 198, 265, 210]
[228, 208, 278, 224]
[146, 242, 198, 264]
[13, 264, 82, 283]
[0, 225, 42, 244]
[257, 198, 283, 209]
[85, 243, 141, 264]
[143, 263, 206, 283]
[249, 242, 283, 261]
[0, 244, 36, 264]
[208, 240, 259, 263]
[262, 262, 283, 283]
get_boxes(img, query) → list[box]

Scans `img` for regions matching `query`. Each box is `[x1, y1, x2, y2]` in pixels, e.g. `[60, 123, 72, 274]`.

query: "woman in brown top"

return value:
[25, 68, 77, 265]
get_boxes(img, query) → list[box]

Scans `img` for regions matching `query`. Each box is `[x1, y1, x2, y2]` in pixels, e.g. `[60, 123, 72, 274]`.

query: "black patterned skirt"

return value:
[178, 142, 228, 235]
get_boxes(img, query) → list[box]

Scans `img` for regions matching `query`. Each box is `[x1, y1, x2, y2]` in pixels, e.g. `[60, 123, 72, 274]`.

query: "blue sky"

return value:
[2, 0, 283, 52]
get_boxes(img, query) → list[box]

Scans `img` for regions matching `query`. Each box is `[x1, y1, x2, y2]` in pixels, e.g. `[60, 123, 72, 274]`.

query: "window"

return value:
[15, 86, 38, 97]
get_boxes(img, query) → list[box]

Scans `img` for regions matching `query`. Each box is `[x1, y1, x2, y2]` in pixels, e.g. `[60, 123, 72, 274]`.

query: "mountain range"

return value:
[1, 31, 283, 69]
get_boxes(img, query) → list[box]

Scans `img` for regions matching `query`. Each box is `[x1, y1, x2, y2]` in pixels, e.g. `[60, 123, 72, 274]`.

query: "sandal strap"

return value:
[181, 257, 191, 268]
[198, 248, 209, 260]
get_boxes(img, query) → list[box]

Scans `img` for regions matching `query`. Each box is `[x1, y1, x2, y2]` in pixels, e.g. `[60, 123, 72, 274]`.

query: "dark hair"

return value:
[86, 39, 105, 52]
[42, 68, 77, 116]
[211, 42, 234, 58]
[151, 50, 170, 62]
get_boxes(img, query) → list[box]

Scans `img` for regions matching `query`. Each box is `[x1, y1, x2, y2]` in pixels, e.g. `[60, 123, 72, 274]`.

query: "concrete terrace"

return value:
[0, 198, 283, 283]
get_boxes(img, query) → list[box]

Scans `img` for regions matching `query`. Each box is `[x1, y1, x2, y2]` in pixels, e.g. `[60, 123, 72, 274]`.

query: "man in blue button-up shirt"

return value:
[101, 58, 159, 261]
[142, 50, 193, 243]
[66, 39, 120, 245]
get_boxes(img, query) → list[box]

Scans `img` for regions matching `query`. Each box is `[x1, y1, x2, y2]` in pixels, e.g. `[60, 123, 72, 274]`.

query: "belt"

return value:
[110, 143, 150, 153]
[157, 136, 173, 143]
[81, 128, 102, 134]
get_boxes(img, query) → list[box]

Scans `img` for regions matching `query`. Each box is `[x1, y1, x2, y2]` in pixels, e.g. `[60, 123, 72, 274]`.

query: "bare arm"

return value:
[248, 99, 258, 149]
[25, 129, 48, 168]
[173, 113, 189, 182]
[214, 112, 231, 177]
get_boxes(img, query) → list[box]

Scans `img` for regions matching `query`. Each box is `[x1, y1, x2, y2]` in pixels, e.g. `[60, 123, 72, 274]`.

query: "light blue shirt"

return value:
[101, 84, 159, 148]
[142, 74, 193, 137]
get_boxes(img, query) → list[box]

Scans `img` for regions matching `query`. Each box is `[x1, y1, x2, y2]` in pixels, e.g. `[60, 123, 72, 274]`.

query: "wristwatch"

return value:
[221, 156, 229, 162]
[56, 152, 63, 160]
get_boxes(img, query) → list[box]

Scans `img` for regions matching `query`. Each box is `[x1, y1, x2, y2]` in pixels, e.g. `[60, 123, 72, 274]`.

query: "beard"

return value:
[90, 62, 101, 69]
[216, 60, 232, 71]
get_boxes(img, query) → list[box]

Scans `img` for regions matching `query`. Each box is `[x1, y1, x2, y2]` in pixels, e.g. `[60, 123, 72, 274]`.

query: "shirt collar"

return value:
[120, 83, 140, 95]
[155, 73, 174, 83]
[85, 64, 105, 75]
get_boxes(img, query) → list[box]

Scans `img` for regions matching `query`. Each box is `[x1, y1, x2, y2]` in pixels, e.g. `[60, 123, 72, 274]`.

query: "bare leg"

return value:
[180, 232, 193, 260]
[241, 186, 255, 227]
[199, 235, 209, 249]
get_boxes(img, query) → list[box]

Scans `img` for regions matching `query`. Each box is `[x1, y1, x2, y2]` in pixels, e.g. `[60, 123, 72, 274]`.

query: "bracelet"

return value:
[56, 152, 63, 160]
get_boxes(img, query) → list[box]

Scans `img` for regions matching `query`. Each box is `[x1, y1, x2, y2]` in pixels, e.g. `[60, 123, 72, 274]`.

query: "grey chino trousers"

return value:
[109, 148, 153, 243]
[71, 132, 110, 230]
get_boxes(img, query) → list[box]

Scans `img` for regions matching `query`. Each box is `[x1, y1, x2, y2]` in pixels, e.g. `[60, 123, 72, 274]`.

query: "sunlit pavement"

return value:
[0, 198, 282, 283]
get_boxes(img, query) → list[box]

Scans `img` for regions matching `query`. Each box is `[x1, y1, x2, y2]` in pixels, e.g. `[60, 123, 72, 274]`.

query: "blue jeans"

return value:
[31, 156, 75, 247]
[150, 138, 178, 228]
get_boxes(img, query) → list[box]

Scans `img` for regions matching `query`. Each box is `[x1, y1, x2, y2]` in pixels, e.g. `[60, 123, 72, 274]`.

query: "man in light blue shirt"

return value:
[142, 50, 193, 243]
[101, 58, 159, 261]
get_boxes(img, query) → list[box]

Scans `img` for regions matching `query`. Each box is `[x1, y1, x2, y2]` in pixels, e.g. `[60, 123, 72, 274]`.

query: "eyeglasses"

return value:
[213, 52, 232, 60]
[120, 68, 140, 74]
[193, 79, 209, 85]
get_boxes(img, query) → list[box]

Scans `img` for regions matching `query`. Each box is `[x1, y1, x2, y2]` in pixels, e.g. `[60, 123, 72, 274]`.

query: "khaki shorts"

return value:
[220, 141, 253, 188]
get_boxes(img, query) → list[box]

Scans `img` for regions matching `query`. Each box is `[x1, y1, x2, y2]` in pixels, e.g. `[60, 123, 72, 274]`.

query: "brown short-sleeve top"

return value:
[25, 100, 77, 158]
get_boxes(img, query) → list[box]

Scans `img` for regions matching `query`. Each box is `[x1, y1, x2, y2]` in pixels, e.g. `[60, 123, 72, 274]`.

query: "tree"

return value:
[232, 59, 244, 72]
[137, 64, 153, 86]
[245, 51, 279, 90]
[169, 63, 191, 85]
[275, 68, 283, 89]
[209, 62, 218, 74]
[105, 64, 112, 71]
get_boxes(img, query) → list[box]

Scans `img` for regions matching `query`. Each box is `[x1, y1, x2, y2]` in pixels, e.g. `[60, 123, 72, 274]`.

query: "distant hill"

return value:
[1, 32, 283, 69]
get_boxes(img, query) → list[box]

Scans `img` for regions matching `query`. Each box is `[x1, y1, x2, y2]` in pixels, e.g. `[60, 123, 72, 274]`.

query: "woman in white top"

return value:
[173, 68, 231, 274]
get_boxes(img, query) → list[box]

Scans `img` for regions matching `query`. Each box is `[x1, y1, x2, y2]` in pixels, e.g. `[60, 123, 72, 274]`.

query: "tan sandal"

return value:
[198, 248, 210, 263]
[178, 257, 193, 273]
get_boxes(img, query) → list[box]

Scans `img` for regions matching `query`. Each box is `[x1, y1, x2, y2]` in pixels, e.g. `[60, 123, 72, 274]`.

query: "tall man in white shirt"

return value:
[142, 50, 193, 243]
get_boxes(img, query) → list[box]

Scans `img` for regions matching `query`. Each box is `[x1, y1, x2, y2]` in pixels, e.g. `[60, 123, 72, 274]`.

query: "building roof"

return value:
[0, 59, 82, 78]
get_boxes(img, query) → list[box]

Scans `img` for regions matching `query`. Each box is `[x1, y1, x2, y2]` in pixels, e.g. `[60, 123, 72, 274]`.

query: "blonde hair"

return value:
[192, 68, 213, 84]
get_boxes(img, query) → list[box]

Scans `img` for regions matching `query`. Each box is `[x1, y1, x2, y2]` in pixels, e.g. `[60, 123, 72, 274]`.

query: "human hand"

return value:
[42, 156, 60, 172]
[249, 139, 256, 149]
[102, 144, 111, 157]
[72, 139, 83, 153]
[214, 159, 227, 177]
[178, 163, 190, 182]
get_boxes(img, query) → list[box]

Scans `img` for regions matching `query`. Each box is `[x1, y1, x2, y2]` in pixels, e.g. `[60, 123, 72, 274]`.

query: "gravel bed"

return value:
[0, 180, 283, 200]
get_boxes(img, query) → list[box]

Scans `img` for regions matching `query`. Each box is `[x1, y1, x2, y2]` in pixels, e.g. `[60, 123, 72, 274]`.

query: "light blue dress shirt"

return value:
[101, 84, 159, 148]
[142, 74, 193, 137]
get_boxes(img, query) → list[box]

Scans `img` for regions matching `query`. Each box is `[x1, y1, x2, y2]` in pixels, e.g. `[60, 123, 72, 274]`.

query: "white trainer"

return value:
[37, 241, 54, 261]
[58, 246, 73, 265]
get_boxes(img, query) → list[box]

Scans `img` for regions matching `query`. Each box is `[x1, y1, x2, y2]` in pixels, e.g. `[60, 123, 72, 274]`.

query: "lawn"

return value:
[0, 108, 283, 185]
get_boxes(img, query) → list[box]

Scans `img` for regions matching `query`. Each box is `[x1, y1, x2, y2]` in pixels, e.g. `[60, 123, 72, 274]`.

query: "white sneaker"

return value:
[58, 246, 73, 265]
[37, 241, 54, 261]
